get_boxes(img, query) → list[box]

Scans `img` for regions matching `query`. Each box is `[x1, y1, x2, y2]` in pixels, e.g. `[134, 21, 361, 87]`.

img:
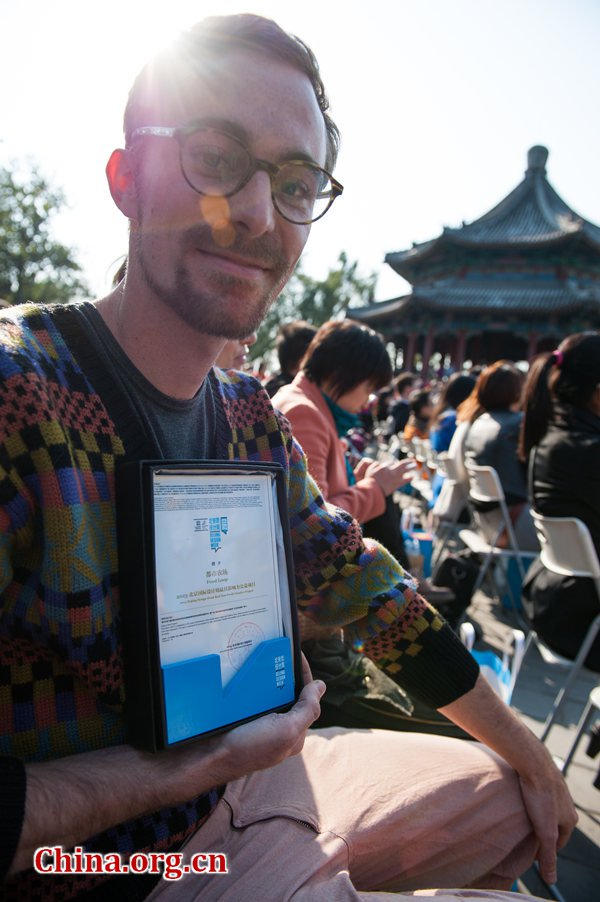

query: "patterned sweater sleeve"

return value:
[280, 414, 479, 709]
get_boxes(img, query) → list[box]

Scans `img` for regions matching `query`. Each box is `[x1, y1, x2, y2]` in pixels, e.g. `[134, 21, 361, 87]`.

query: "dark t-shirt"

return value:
[80, 304, 218, 459]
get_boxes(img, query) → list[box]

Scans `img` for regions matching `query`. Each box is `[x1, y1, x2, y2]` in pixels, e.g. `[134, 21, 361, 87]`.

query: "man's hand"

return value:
[216, 654, 325, 776]
[359, 457, 417, 497]
[512, 748, 577, 884]
[13, 656, 324, 875]
[440, 674, 578, 885]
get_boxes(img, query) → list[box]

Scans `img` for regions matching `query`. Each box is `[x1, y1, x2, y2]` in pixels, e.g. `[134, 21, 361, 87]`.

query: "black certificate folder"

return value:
[117, 460, 301, 752]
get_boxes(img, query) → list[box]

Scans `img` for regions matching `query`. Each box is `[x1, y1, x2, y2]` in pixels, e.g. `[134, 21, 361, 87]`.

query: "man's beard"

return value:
[132, 223, 291, 339]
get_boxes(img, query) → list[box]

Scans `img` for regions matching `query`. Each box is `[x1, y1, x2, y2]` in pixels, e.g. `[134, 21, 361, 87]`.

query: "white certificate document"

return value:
[153, 470, 285, 687]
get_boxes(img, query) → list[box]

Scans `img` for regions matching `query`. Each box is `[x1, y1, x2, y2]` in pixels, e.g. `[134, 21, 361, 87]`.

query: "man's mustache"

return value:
[179, 223, 287, 270]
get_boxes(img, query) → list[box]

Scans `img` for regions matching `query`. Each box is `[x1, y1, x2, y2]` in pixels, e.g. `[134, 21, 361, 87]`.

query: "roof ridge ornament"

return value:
[526, 145, 549, 175]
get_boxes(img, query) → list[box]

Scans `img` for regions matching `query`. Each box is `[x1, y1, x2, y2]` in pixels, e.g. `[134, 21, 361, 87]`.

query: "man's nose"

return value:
[229, 170, 276, 238]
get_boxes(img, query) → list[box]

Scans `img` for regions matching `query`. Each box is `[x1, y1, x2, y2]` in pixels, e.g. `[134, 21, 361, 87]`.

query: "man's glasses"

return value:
[130, 123, 344, 225]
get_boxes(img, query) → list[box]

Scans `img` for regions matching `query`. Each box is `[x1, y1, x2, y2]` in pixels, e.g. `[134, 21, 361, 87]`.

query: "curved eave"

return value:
[350, 284, 600, 325]
[434, 228, 599, 249]
[386, 228, 600, 281]
[385, 240, 438, 272]
[413, 284, 600, 315]
[349, 295, 412, 322]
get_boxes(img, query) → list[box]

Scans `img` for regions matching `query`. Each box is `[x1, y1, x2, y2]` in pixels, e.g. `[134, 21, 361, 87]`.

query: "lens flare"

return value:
[199, 196, 235, 247]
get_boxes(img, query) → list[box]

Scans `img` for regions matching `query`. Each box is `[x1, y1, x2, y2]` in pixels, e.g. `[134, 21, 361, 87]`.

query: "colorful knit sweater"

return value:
[0, 303, 478, 900]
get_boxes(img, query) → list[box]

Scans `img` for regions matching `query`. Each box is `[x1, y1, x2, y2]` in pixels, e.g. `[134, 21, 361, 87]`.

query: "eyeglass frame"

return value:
[129, 123, 344, 225]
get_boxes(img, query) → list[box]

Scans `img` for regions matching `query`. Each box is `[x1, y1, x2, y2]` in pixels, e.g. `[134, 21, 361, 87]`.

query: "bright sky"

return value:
[2, 0, 599, 303]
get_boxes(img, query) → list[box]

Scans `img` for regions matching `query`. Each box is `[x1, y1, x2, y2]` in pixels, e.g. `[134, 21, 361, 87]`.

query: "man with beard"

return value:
[0, 14, 575, 901]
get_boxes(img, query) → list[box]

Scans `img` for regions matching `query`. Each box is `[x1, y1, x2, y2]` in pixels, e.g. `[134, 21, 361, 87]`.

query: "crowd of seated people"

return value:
[226, 321, 599, 676]
[271, 319, 470, 738]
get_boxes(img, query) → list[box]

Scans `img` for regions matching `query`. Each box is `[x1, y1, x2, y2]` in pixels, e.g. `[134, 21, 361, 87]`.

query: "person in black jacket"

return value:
[520, 331, 600, 670]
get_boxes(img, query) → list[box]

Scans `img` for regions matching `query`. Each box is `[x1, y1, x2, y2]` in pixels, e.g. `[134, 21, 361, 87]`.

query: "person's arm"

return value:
[8, 658, 324, 876]
[440, 675, 577, 886]
[430, 412, 456, 453]
[280, 399, 387, 523]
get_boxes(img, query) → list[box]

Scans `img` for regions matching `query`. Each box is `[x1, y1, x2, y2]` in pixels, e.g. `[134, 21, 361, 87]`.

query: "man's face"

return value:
[128, 49, 327, 339]
[215, 332, 257, 370]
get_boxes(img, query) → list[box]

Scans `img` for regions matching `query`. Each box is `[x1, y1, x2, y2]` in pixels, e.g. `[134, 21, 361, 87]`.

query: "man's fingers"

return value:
[536, 844, 558, 886]
[293, 677, 326, 728]
[300, 651, 314, 685]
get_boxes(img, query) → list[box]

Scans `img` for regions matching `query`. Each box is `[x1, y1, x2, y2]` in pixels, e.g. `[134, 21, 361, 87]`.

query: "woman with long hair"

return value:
[520, 332, 600, 669]
[460, 360, 538, 551]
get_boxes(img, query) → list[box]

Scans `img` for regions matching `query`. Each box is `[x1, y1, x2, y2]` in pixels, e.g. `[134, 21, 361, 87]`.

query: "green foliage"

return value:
[252, 252, 376, 363]
[0, 163, 89, 305]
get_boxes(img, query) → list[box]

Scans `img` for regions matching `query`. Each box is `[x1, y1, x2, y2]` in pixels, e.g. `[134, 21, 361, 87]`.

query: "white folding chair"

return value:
[430, 452, 473, 569]
[522, 511, 600, 742]
[458, 462, 537, 619]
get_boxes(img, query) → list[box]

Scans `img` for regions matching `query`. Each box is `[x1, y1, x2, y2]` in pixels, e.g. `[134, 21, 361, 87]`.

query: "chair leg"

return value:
[541, 614, 600, 742]
[431, 523, 452, 572]
[560, 689, 600, 775]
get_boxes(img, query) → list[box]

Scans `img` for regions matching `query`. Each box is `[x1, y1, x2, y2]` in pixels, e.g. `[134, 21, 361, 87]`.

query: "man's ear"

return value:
[106, 149, 138, 220]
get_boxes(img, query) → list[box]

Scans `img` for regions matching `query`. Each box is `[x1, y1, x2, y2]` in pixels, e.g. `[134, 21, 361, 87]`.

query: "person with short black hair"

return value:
[273, 319, 415, 525]
[383, 371, 418, 437]
[403, 389, 433, 442]
[263, 320, 317, 396]
[429, 373, 477, 453]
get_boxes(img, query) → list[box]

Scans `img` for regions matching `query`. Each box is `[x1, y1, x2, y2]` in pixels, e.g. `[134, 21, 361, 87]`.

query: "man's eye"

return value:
[186, 137, 246, 183]
[277, 166, 320, 207]
[199, 149, 224, 169]
[193, 147, 235, 177]
[280, 177, 311, 200]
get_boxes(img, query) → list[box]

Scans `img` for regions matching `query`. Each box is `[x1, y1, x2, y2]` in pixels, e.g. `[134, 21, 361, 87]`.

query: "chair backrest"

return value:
[431, 452, 470, 523]
[463, 461, 523, 560]
[464, 461, 505, 504]
[446, 421, 470, 484]
[531, 510, 600, 581]
[440, 453, 459, 484]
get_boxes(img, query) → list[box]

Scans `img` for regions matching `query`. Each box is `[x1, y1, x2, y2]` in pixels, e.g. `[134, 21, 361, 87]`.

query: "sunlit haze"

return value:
[2, 0, 599, 304]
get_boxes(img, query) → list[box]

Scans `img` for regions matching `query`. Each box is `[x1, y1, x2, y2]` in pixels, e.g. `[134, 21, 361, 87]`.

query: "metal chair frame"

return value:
[458, 462, 537, 619]
[430, 452, 473, 570]
[523, 511, 600, 742]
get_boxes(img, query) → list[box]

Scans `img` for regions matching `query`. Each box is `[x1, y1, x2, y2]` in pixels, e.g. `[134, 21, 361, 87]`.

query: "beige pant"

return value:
[147, 728, 543, 902]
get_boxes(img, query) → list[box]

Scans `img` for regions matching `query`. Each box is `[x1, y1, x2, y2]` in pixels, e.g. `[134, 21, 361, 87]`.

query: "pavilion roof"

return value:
[350, 279, 600, 324]
[385, 147, 600, 280]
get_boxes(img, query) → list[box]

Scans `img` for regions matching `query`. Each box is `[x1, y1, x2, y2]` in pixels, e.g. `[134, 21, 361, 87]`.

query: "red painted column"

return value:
[404, 333, 417, 371]
[527, 332, 538, 362]
[422, 328, 435, 376]
[454, 330, 467, 370]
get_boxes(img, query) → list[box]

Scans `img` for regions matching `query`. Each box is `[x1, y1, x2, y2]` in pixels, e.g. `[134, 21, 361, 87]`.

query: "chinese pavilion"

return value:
[351, 146, 600, 370]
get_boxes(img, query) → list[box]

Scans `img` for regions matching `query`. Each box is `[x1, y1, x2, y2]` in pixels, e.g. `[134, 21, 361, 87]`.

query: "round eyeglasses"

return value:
[131, 123, 344, 225]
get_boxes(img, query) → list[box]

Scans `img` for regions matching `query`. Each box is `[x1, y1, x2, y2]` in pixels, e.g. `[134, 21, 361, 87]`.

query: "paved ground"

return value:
[466, 589, 600, 901]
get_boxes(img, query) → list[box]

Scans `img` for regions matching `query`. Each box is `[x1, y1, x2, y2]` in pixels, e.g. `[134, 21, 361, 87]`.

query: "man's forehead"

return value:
[132, 47, 327, 161]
